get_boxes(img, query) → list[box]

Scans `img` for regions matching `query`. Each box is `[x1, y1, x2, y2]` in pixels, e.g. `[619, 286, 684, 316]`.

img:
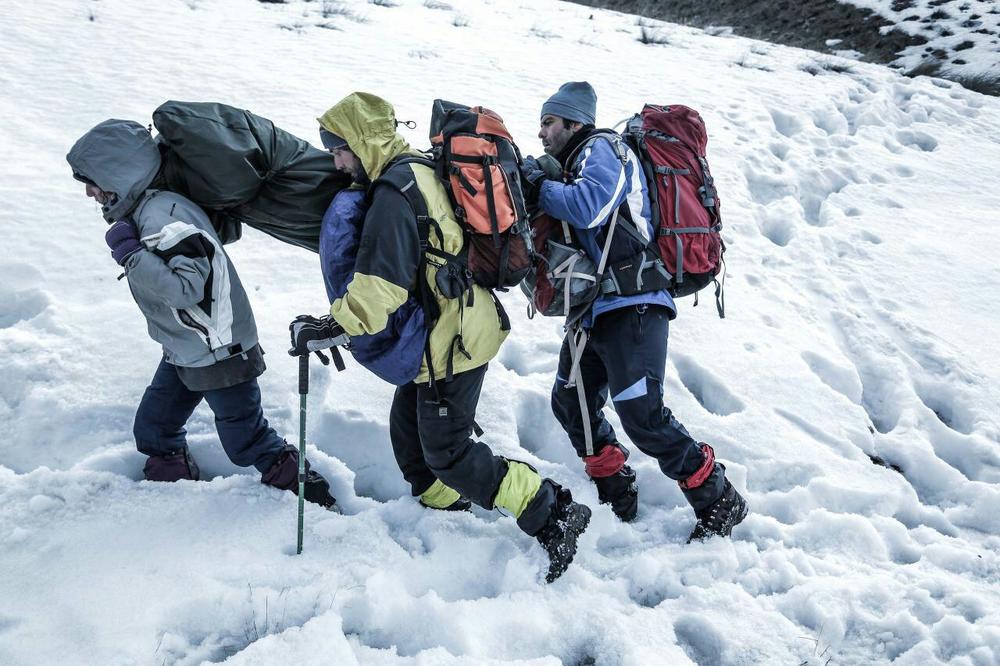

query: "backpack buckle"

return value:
[698, 184, 717, 208]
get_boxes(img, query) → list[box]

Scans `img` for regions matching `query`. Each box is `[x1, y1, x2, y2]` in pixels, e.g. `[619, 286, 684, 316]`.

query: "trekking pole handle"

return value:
[298, 354, 309, 395]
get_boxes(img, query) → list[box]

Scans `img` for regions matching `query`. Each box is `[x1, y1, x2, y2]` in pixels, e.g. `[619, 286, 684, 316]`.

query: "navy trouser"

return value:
[133, 358, 285, 473]
[551, 305, 724, 510]
[389, 363, 555, 534]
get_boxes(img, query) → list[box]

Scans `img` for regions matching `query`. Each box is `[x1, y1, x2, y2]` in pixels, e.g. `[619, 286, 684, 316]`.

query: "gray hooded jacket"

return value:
[67, 120, 259, 369]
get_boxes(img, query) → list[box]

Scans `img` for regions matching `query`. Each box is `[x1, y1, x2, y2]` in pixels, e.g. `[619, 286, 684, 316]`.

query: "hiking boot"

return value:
[143, 448, 200, 482]
[687, 479, 748, 543]
[584, 442, 638, 522]
[535, 487, 592, 583]
[262, 445, 338, 511]
[420, 496, 472, 512]
[592, 465, 638, 522]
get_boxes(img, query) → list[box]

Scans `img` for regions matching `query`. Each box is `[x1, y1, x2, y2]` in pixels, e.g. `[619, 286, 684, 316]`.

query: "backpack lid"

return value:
[430, 99, 513, 144]
[640, 104, 708, 155]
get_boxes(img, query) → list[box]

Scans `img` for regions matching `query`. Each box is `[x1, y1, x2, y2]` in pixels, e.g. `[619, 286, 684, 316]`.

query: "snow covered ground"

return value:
[1, 0, 999, 664]
[842, 0, 1000, 77]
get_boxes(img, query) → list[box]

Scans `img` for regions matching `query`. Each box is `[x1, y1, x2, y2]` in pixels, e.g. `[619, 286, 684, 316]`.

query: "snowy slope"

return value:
[1, 0, 999, 664]
[842, 0, 1000, 77]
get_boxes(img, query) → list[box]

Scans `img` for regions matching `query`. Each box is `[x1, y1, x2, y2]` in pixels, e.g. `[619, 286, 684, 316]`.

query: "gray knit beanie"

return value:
[540, 81, 597, 125]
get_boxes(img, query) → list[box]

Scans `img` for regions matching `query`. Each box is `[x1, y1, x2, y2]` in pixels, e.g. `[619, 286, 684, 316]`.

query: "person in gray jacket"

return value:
[67, 119, 336, 508]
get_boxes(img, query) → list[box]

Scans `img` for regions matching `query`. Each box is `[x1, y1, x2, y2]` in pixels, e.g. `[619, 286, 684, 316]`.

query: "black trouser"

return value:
[389, 363, 554, 534]
[551, 305, 725, 510]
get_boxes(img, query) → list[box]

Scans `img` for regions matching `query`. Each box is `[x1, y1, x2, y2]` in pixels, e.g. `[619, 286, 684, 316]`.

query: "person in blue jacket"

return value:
[521, 82, 748, 542]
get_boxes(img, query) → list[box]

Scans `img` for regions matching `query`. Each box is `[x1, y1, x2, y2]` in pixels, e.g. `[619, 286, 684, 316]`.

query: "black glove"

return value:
[288, 315, 350, 357]
[520, 156, 547, 187]
[520, 156, 547, 207]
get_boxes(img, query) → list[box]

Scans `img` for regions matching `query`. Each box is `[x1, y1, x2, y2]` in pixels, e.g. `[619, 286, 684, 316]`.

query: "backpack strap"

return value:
[565, 129, 628, 171]
[371, 156, 450, 397]
[372, 155, 498, 393]
[565, 140, 673, 300]
[564, 325, 596, 456]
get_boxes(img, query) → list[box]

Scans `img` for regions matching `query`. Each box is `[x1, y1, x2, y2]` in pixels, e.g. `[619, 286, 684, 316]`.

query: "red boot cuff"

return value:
[678, 443, 716, 490]
[584, 443, 627, 478]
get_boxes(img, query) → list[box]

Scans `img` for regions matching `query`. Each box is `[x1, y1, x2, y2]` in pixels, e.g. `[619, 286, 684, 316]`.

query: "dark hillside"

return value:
[569, 0, 925, 66]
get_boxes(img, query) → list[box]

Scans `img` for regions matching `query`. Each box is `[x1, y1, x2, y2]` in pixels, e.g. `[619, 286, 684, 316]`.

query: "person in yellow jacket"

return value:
[289, 92, 591, 582]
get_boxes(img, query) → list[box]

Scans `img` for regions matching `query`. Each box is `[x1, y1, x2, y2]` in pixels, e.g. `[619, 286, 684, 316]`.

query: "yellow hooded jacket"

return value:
[318, 93, 508, 384]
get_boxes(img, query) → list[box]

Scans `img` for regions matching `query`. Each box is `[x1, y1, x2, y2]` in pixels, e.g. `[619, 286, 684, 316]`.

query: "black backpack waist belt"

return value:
[598, 247, 673, 297]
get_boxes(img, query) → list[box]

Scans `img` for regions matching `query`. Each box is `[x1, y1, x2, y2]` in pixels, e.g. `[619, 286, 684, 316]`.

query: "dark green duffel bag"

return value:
[153, 100, 350, 251]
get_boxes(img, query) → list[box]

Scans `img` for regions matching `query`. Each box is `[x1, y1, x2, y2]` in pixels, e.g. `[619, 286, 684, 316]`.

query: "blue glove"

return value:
[104, 219, 142, 266]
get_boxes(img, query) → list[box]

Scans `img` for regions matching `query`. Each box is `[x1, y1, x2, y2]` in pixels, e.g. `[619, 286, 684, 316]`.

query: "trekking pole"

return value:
[296, 353, 309, 555]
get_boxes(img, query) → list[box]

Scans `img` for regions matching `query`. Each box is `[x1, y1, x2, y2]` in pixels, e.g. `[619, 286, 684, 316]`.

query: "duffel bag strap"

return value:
[565, 325, 596, 456]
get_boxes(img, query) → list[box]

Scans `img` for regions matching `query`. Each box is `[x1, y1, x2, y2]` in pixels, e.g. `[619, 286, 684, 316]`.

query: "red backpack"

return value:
[623, 104, 726, 316]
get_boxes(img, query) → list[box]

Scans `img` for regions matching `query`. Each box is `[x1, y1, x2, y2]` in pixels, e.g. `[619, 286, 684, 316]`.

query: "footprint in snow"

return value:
[674, 614, 725, 666]
[0, 265, 50, 329]
[742, 160, 796, 207]
[774, 407, 856, 455]
[811, 104, 850, 136]
[768, 141, 790, 160]
[747, 461, 821, 493]
[313, 410, 409, 502]
[671, 353, 745, 417]
[801, 350, 863, 404]
[856, 230, 882, 245]
[895, 129, 939, 152]
[767, 107, 805, 138]
[914, 380, 976, 436]
[497, 337, 560, 377]
[514, 389, 583, 469]
[755, 206, 797, 247]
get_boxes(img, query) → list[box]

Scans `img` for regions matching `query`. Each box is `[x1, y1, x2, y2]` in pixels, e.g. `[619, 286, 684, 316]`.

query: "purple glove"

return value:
[104, 219, 143, 266]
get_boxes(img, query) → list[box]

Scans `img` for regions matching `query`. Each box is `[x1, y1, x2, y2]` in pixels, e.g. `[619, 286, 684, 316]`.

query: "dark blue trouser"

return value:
[551, 305, 724, 510]
[389, 364, 556, 535]
[133, 358, 285, 474]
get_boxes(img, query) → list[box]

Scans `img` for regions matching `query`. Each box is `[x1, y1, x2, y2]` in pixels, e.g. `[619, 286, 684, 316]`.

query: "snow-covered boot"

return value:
[593, 466, 638, 522]
[585, 443, 638, 522]
[687, 479, 748, 543]
[262, 445, 338, 511]
[143, 448, 200, 482]
[535, 486, 592, 583]
[418, 478, 472, 512]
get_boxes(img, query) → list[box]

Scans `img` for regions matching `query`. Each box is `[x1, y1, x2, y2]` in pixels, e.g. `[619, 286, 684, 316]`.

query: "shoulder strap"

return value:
[566, 128, 628, 169]
[369, 155, 436, 210]
[369, 155, 457, 397]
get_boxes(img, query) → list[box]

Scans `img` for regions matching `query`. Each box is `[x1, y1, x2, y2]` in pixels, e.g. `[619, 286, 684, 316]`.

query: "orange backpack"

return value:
[429, 100, 533, 289]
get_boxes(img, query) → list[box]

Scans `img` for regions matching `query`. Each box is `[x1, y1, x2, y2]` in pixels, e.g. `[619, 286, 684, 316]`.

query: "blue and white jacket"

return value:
[538, 129, 675, 326]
